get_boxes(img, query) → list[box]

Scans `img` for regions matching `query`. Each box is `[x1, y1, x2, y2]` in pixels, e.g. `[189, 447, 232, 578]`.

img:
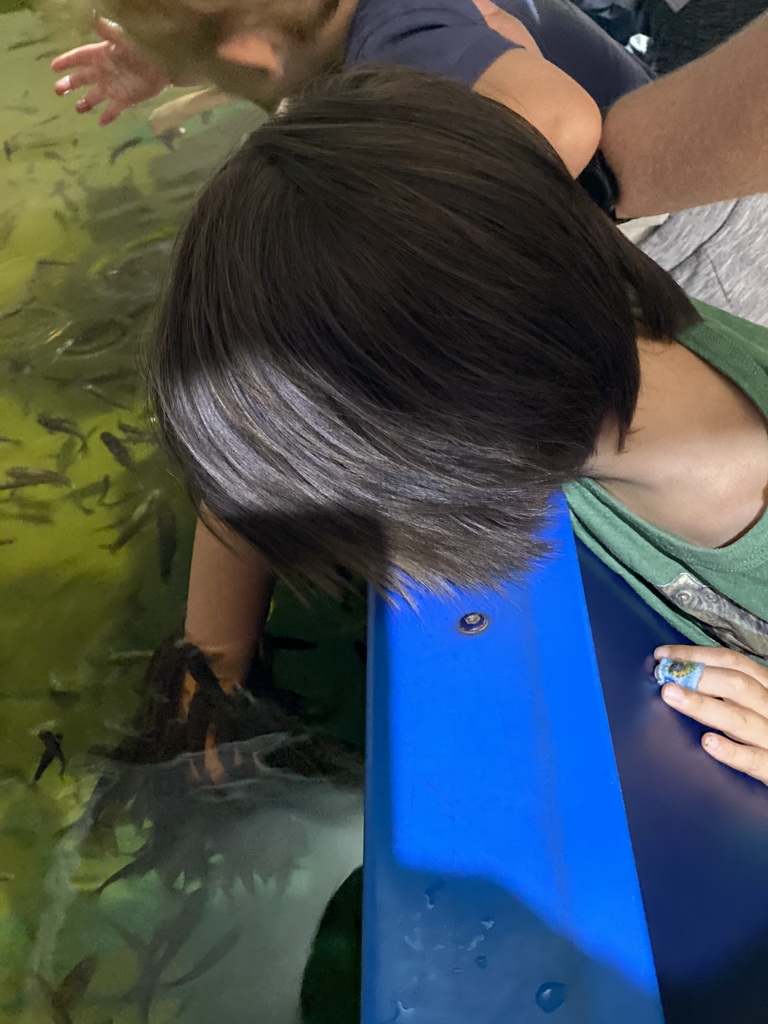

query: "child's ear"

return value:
[217, 29, 284, 77]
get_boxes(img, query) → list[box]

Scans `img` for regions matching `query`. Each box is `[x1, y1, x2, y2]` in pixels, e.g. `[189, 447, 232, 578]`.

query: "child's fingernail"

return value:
[703, 733, 720, 751]
[662, 683, 685, 705]
[655, 657, 704, 692]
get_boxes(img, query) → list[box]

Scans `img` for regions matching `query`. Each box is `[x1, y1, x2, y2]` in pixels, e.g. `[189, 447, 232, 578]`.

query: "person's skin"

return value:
[586, 335, 768, 785]
[52, 1, 602, 177]
[602, 11, 768, 217]
[50, 0, 603, 691]
[51, 3, 768, 213]
[183, 511, 274, 694]
[588, 338, 768, 550]
[50, 7, 768, 784]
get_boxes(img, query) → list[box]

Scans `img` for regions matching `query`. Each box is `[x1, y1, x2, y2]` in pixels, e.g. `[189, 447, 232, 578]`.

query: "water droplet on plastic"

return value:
[535, 982, 567, 1013]
[467, 934, 485, 950]
[424, 881, 444, 908]
[404, 928, 424, 952]
[475, 955, 488, 969]
[481, 918, 494, 930]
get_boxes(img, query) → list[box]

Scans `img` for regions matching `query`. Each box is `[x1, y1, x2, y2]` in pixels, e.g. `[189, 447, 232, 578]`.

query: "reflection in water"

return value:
[0, 8, 366, 1022]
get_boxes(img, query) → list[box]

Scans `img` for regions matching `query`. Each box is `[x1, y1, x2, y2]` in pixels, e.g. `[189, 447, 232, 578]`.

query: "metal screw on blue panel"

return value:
[535, 982, 567, 1014]
[458, 612, 489, 635]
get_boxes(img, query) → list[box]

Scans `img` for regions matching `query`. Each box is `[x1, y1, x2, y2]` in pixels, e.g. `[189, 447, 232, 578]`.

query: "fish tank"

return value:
[0, 6, 366, 1022]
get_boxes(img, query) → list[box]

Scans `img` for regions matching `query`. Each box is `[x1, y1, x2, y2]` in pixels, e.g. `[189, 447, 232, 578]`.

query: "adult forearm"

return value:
[602, 12, 768, 219]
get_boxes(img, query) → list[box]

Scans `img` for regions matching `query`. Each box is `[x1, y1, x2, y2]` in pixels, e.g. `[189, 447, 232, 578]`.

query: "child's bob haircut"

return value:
[151, 65, 699, 595]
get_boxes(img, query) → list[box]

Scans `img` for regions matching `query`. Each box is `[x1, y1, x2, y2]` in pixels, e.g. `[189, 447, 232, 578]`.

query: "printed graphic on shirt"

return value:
[657, 571, 768, 658]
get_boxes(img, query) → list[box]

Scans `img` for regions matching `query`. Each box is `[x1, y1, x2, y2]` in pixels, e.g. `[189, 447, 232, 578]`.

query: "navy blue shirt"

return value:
[345, 0, 652, 110]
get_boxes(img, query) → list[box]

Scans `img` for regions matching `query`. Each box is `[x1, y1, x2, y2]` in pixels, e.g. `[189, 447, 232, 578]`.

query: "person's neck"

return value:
[585, 333, 768, 548]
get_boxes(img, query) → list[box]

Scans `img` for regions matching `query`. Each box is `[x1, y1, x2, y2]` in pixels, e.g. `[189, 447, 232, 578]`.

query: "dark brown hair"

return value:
[151, 65, 699, 594]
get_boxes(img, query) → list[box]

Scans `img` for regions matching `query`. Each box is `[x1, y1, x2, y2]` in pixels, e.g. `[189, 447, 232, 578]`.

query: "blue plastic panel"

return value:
[363, 500, 664, 1024]
[578, 540, 768, 1024]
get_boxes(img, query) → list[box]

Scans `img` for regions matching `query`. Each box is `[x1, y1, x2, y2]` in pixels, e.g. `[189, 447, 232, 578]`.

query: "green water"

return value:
[0, 11, 365, 1022]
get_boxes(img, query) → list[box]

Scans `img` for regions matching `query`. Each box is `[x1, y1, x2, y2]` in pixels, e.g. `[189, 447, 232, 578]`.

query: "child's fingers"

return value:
[701, 732, 768, 786]
[51, 42, 107, 72]
[94, 18, 125, 46]
[99, 100, 126, 127]
[694, 665, 768, 717]
[76, 85, 107, 114]
[655, 644, 768, 686]
[54, 68, 99, 96]
[661, 682, 768, 748]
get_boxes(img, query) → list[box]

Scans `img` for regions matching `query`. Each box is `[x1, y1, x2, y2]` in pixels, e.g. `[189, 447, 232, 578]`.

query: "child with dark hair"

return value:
[152, 66, 768, 786]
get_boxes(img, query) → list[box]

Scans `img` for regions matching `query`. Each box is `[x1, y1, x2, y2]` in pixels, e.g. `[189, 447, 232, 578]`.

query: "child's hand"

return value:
[656, 644, 768, 785]
[51, 19, 172, 127]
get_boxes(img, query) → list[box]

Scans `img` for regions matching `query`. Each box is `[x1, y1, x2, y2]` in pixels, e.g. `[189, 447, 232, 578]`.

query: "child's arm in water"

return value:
[184, 510, 274, 693]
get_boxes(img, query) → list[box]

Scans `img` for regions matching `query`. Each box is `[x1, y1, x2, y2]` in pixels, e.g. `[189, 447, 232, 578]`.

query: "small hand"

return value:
[656, 644, 768, 786]
[51, 19, 171, 127]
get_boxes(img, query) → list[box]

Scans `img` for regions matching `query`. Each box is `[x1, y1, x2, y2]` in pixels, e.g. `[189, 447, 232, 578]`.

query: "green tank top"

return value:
[564, 299, 768, 659]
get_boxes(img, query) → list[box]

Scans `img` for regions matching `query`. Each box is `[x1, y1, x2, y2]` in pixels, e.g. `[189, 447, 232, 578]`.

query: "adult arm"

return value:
[603, 12, 768, 218]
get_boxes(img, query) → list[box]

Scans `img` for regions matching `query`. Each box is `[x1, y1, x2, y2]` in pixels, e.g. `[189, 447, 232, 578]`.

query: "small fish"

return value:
[48, 674, 81, 707]
[158, 127, 184, 151]
[35, 957, 97, 1024]
[54, 437, 78, 476]
[100, 431, 134, 471]
[3, 509, 53, 525]
[109, 136, 142, 164]
[55, 957, 97, 1012]
[106, 649, 154, 665]
[68, 475, 110, 514]
[0, 538, 15, 546]
[80, 383, 129, 409]
[118, 421, 155, 444]
[37, 414, 88, 451]
[38, 115, 60, 126]
[33, 730, 65, 782]
[264, 634, 320, 654]
[0, 436, 20, 444]
[0, 872, 15, 881]
[155, 501, 177, 583]
[3, 141, 11, 162]
[52, 180, 78, 215]
[36, 258, 72, 269]
[8, 36, 51, 51]
[165, 927, 242, 988]
[104, 490, 159, 552]
[1, 467, 70, 490]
